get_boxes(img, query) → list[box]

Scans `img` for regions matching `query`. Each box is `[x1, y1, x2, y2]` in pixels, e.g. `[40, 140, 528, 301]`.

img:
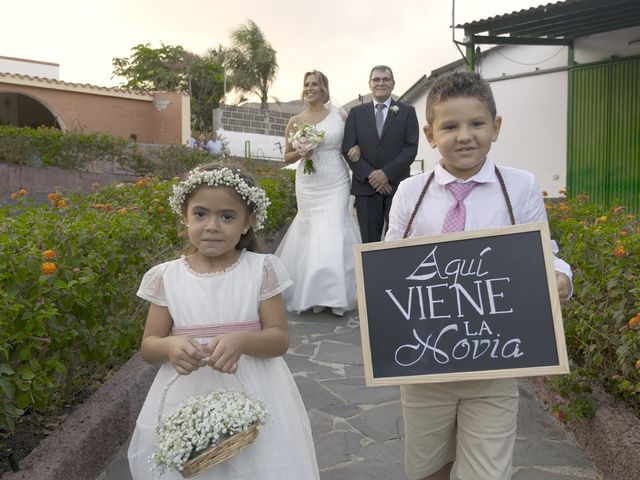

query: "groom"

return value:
[342, 65, 419, 243]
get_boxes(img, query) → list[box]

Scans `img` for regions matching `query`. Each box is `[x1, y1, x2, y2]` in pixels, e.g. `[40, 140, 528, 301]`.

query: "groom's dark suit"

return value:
[342, 99, 419, 242]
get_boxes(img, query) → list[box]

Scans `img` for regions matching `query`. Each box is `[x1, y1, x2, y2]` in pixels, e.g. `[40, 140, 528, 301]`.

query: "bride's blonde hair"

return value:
[302, 70, 330, 104]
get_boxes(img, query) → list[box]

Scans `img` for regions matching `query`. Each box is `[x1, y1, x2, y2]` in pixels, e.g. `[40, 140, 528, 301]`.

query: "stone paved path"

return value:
[98, 310, 603, 480]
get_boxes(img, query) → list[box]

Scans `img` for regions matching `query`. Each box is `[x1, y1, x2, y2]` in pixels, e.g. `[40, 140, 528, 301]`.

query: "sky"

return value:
[3, 0, 548, 105]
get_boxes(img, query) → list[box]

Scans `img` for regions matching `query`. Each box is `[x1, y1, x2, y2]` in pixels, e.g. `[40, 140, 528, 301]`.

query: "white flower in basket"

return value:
[152, 387, 269, 478]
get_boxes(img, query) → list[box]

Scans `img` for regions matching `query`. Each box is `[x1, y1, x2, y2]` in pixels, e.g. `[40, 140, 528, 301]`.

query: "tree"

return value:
[226, 20, 278, 111]
[112, 44, 226, 132]
[111, 43, 189, 92]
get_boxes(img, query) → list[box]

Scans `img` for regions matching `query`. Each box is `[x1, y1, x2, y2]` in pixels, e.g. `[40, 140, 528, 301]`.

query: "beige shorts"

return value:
[401, 378, 518, 480]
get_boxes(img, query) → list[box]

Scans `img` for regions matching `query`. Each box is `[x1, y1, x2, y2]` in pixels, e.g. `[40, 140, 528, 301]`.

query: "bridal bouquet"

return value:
[152, 389, 269, 476]
[289, 123, 325, 174]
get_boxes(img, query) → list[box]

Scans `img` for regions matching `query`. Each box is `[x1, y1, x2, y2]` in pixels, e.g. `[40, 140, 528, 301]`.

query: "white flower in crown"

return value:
[389, 105, 399, 114]
[169, 167, 271, 231]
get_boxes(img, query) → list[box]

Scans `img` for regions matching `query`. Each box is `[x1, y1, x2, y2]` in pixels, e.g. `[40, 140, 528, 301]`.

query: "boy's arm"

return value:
[522, 176, 574, 300]
[385, 181, 410, 241]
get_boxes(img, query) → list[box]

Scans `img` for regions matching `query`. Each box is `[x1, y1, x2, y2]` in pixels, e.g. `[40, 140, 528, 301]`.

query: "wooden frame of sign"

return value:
[354, 222, 569, 387]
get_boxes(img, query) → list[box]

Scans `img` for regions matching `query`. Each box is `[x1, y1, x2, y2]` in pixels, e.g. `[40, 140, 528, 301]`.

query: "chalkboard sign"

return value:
[353, 222, 569, 386]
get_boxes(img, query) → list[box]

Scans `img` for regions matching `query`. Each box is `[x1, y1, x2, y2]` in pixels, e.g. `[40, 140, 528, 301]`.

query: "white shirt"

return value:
[386, 158, 573, 283]
[373, 97, 392, 124]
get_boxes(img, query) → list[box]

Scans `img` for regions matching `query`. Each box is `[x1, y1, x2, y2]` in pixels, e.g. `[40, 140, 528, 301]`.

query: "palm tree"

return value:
[226, 20, 278, 113]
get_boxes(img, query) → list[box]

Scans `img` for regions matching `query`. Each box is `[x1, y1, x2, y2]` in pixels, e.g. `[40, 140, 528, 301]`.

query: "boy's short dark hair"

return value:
[426, 71, 497, 125]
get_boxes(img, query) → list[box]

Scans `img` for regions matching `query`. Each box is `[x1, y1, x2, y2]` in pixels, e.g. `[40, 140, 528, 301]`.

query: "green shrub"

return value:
[546, 194, 640, 418]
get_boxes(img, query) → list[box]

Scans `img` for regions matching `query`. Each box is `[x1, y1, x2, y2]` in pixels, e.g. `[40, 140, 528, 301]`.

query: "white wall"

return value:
[219, 129, 285, 161]
[0, 56, 59, 79]
[575, 26, 640, 64]
[489, 72, 568, 196]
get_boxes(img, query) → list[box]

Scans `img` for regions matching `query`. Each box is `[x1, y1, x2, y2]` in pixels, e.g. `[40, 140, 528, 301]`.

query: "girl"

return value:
[128, 164, 320, 479]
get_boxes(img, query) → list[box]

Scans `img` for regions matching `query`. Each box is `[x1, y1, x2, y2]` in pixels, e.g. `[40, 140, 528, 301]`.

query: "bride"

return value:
[275, 70, 361, 316]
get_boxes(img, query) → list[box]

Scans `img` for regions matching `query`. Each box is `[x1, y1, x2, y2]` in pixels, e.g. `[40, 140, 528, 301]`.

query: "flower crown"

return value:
[169, 167, 270, 231]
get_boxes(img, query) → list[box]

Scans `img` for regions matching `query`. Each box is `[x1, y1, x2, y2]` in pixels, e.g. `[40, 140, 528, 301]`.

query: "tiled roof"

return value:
[0, 71, 154, 100]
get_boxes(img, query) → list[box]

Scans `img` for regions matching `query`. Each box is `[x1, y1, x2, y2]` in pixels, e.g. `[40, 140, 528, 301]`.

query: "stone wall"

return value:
[221, 105, 293, 137]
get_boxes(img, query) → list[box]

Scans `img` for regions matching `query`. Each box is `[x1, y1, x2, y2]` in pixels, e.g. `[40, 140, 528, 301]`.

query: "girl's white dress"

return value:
[276, 107, 361, 313]
[128, 250, 320, 480]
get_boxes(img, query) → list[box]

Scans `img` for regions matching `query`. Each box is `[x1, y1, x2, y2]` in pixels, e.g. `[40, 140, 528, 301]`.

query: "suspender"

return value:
[402, 166, 516, 239]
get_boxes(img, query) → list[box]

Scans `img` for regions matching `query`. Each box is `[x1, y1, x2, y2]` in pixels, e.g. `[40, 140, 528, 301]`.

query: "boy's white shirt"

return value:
[386, 158, 573, 290]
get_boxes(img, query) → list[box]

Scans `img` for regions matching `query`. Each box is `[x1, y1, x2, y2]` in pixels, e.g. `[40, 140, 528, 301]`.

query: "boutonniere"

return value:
[390, 105, 399, 114]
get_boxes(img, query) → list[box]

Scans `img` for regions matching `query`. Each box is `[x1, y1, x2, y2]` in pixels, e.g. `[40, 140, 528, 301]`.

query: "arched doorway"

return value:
[0, 92, 62, 129]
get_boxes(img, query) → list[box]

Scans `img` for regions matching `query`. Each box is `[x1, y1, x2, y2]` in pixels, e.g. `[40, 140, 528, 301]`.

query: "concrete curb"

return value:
[526, 376, 640, 480]
[2, 354, 158, 480]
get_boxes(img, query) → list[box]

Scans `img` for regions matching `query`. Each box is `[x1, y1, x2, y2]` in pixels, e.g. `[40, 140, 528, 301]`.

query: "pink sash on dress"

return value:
[171, 320, 262, 338]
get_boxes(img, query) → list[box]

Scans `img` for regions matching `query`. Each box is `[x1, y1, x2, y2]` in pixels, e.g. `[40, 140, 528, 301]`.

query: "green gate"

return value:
[567, 57, 640, 212]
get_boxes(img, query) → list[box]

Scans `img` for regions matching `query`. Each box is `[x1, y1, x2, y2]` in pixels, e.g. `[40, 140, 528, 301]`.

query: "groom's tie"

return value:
[442, 182, 478, 233]
[375, 104, 386, 138]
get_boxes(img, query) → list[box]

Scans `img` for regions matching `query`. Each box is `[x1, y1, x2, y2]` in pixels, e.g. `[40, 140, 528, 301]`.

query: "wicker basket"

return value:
[179, 422, 259, 478]
[158, 372, 261, 478]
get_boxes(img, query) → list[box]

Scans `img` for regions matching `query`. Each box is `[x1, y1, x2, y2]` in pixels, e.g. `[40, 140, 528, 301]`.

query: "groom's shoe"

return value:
[312, 306, 327, 314]
[331, 308, 345, 317]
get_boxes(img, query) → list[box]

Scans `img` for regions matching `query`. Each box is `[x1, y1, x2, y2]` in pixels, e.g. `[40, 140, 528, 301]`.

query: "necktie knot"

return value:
[376, 104, 386, 111]
[446, 181, 477, 202]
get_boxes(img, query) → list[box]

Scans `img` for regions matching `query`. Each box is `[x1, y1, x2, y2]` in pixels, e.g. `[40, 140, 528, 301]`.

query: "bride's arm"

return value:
[284, 116, 306, 165]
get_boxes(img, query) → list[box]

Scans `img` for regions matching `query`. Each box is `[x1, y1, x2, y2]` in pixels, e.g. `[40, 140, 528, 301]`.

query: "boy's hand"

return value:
[556, 272, 571, 304]
[205, 334, 245, 374]
[167, 337, 205, 375]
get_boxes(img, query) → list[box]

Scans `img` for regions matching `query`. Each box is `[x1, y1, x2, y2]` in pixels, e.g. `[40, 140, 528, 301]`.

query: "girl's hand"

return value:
[205, 334, 245, 374]
[167, 337, 205, 375]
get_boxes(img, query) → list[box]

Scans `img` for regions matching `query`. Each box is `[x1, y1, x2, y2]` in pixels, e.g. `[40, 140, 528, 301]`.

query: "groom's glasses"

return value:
[370, 77, 394, 84]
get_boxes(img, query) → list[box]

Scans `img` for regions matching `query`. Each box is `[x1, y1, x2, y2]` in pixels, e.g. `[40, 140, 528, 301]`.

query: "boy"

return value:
[385, 71, 572, 480]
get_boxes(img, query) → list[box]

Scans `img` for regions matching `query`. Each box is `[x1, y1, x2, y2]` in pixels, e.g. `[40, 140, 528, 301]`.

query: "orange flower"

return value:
[42, 249, 57, 259]
[57, 199, 67, 208]
[619, 230, 628, 237]
[629, 315, 640, 329]
[18, 188, 28, 196]
[636, 359, 640, 370]
[10, 192, 19, 200]
[576, 193, 589, 202]
[118, 207, 127, 215]
[613, 206, 625, 214]
[613, 245, 625, 257]
[135, 179, 147, 188]
[41, 262, 57, 275]
[91, 182, 100, 189]
[559, 203, 570, 212]
[157, 206, 165, 212]
[47, 193, 59, 201]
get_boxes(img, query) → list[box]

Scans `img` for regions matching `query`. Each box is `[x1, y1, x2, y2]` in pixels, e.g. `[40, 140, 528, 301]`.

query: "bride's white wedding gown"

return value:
[276, 107, 361, 314]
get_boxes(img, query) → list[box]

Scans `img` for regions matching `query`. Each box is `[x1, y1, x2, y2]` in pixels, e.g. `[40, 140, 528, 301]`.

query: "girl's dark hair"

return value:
[426, 71, 497, 125]
[180, 163, 263, 253]
[302, 70, 330, 103]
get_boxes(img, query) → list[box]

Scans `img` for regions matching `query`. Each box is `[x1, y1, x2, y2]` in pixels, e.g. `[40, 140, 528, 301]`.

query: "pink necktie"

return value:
[442, 182, 478, 233]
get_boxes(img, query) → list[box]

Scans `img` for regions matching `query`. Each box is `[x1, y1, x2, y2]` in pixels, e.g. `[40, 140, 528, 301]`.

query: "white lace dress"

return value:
[128, 251, 319, 480]
[276, 107, 362, 314]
